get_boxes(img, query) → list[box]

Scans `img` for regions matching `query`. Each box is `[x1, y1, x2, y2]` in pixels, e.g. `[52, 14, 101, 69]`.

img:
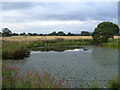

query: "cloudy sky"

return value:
[1, 1, 118, 34]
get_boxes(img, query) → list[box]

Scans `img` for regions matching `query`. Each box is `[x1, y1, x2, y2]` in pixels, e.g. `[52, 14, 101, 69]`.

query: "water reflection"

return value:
[31, 46, 84, 52]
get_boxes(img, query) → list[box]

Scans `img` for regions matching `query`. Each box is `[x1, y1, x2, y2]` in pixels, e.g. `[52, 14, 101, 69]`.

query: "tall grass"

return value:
[2, 64, 67, 88]
[101, 39, 120, 49]
[2, 41, 30, 59]
[107, 75, 119, 89]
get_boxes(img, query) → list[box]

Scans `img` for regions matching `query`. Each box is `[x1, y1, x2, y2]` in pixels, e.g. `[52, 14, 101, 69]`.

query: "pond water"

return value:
[3, 46, 118, 88]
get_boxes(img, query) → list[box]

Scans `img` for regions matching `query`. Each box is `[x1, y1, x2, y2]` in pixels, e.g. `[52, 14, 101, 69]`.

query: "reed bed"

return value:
[2, 41, 30, 59]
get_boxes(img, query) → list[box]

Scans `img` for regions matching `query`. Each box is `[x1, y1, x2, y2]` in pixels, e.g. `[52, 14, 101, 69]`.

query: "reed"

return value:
[101, 39, 120, 49]
[2, 64, 66, 88]
[2, 41, 30, 59]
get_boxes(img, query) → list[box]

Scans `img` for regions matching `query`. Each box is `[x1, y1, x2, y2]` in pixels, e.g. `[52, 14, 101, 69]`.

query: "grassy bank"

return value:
[2, 64, 119, 88]
[2, 41, 30, 59]
[101, 39, 120, 49]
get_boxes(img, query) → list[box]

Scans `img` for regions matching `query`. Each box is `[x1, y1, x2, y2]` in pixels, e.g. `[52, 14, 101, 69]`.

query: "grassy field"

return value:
[1, 36, 120, 42]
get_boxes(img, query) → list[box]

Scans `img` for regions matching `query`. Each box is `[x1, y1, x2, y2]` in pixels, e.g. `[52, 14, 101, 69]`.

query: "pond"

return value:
[3, 46, 118, 88]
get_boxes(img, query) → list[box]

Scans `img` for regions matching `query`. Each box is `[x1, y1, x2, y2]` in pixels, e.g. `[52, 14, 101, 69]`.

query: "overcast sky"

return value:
[2, 2, 118, 34]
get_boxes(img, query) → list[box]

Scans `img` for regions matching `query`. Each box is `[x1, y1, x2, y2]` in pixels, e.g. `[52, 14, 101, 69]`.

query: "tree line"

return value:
[1, 29, 92, 37]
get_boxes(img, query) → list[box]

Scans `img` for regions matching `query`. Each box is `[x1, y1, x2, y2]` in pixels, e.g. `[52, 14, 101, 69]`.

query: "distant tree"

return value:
[48, 31, 57, 36]
[11, 33, 19, 36]
[67, 32, 75, 36]
[2, 28, 12, 37]
[0, 32, 2, 37]
[28, 33, 32, 36]
[20, 32, 27, 36]
[81, 31, 90, 36]
[32, 33, 38, 36]
[92, 22, 119, 43]
[39, 34, 43, 36]
[57, 31, 66, 36]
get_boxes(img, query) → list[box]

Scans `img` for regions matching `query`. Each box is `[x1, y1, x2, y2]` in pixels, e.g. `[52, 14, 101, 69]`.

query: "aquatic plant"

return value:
[89, 82, 100, 90]
[107, 75, 119, 89]
[2, 64, 66, 88]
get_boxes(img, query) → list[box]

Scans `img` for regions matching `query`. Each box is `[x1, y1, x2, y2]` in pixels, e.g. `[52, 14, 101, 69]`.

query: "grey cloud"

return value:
[2, 2, 118, 23]
[2, 2, 35, 10]
[2, 2, 118, 33]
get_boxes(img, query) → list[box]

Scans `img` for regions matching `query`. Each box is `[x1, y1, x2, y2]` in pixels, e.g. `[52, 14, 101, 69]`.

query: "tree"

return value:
[11, 33, 19, 36]
[67, 32, 75, 36]
[81, 31, 90, 36]
[20, 32, 27, 36]
[92, 22, 119, 43]
[57, 31, 66, 36]
[39, 33, 43, 36]
[32, 33, 38, 36]
[48, 31, 57, 36]
[2, 28, 12, 37]
[28, 33, 32, 36]
[0, 32, 2, 37]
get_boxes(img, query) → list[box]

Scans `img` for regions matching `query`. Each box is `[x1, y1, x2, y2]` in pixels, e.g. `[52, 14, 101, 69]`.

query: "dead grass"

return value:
[1, 36, 120, 42]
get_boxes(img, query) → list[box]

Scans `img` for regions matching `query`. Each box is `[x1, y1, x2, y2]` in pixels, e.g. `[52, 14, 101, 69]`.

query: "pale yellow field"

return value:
[1, 36, 120, 42]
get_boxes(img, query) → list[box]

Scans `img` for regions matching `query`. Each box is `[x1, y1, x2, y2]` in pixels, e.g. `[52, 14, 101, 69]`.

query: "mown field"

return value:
[1, 36, 119, 42]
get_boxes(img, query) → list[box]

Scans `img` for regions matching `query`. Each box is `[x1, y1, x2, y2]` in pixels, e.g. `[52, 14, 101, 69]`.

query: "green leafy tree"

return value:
[92, 22, 119, 43]
[2, 28, 12, 37]
[81, 31, 90, 36]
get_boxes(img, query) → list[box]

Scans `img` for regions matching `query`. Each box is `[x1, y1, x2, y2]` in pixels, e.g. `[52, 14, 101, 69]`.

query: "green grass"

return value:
[89, 82, 100, 90]
[101, 39, 120, 49]
[107, 75, 119, 89]
[2, 41, 30, 59]
[2, 64, 68, 88]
